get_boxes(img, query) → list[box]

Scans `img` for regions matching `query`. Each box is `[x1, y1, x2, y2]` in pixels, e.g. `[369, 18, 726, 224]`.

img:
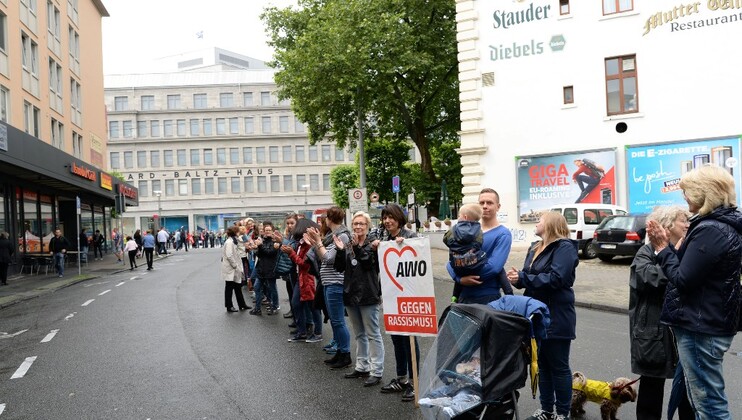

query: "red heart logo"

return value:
[383, 245, 418, 292]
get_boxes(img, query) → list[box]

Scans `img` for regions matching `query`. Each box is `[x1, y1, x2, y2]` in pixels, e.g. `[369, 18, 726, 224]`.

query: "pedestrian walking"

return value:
[507, 211, 578, 420]
[222, 226, 250, 312]
[49, 229, 71, 278]
[92, 229, 104, 260]
[123, 236, 138, 270]
[112, 228, 123, 262]
[133, 229, 143, 258]
[142, 229, 156, 270]
[156, 227, 169, 255]
[78, 229, 89, 263]
[0, 232, 14, 285]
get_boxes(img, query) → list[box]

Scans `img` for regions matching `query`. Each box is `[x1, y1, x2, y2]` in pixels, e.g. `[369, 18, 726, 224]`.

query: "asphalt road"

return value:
[0, 248, 739, 419]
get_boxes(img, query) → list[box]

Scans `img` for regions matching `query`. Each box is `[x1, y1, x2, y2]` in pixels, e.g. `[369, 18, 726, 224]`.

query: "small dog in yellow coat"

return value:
[570, 372, 637, 420]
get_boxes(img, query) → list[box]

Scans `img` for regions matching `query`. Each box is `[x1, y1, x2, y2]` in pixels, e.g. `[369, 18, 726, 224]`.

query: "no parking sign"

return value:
[378, 237, 437, 336]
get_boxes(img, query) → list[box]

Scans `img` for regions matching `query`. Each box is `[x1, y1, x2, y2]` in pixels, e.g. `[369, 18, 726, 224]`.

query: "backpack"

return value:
[581, 158, 605, 178]
[274, 238, 295, 276]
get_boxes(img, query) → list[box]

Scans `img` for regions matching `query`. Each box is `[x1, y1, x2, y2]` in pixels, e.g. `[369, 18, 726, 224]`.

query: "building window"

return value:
[262, 116, 271, 134]
[256, 147, 266, 164]
[164, 150, 173, 167]
[151, 150, 160, 167]
[560, 0, 570, 15]
[217, 177, 227, 194]
[141, 95, 154, 110]
[229, 117, 238, 134]
[216, 118, 226, 135]
[177, 149, 186, 166]
[138, 181, 148, 197]
[165, 179, 175, 196]
[282, 146, 292, 163]
[310, 174, 319, 191]
[124, 151, 133, 169]
[261, 91, 271, 106]
[243, 147, 252, 164]
[283, 175, 293, 192]
[178, 179, 188, 196]
[603, 0, 633, 15]
[605, 55, 638, 115]
[269, 146, 279, 163]
[137, 151, 147, 168]
[190, 149, 200, 165]
[335, 146, 344, 161]
[193, 93, 207, 109]
[309, 145, 318, 162]
[230, 148, 239, 164]
[271, 175, 280, 192]
[563, 86, 574, 104]
[323, 174, 331, 191]
[217, 148, 226, 165]
[167, 94, 181, 110]
[123, 120, 133, 138]
[244, 176, 254, 193]
[152, 180, 161, 195]
[219, 92, 234, 108]
[0, 12, 8, 54]
[72, 132, 82, 158]
[109, 121, 119, 138]
[50, 118, 64, 149]
[150, 120, 160, 137]
[297, 175, 307, 192]
[190, 119, 199, 136]
[295, 118, 305, 133]
[70, 79, 82, 126]
[231, 177, 241, 193]
[244, 117, 254, 134]
[68, 26, 80, 75]
[191, 179, 201, 195]
[203, 119, 212, 136]
[243, 92, 253, 106]
[110, 152, 120, 169]
[348, 148, 357, 161]
[137, 121, 147, 138]
[114, 96, 128, 111]
[296, 145, 305, 162]
[204, 149, 213, 165]
[163, 119, 173, 137]
[177, 119, 186, 136]
[204, 178, 214, 194]
[279, 116, 289, 133]
[257, 176, 267, 193]
[0, 86, 9, 122]
[321, 145, 331, 162]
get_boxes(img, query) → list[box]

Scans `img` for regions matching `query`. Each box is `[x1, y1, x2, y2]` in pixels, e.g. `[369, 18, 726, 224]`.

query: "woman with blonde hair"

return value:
[647, 165, 742, 419]
[507, 211, 578, 420]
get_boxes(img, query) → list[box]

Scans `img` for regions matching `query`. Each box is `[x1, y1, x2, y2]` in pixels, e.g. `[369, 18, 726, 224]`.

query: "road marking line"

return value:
[10, 356, 37, 379]
[41, 329, 60, 343]
[98, 290, 111, 296]
[0, 403, 5, 414]
[0, 329, 29, 340]
[65, 312, 76, 320]
[115, 282, 125, 287]
[81, 299, 94, 307]
[129, 276, 138, 280]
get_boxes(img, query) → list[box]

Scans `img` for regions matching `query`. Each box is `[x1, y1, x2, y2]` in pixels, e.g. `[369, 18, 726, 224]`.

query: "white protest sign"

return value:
[378, 237, 437, 336]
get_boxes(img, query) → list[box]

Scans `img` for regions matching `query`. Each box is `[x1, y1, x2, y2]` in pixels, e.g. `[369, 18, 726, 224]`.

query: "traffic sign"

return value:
[348, 188, 368, 213]
[392, 176, 400, 193]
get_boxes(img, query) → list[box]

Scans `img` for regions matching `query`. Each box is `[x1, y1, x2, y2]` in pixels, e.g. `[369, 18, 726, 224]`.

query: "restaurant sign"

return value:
[118, 183, 138, 200]
[100, 173, 113, 191]
[70, 162, 97, 182]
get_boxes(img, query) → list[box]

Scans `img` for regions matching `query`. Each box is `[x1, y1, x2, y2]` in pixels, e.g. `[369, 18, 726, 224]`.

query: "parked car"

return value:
[549, 204, 627, 259]
[592, 214, 648, 261]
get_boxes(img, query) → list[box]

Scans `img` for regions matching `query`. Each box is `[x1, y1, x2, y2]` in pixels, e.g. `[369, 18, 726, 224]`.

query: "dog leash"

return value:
[616, 377, 640, 392]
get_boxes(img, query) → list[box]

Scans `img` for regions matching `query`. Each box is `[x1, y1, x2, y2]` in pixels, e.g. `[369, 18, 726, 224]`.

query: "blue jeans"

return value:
[347, 304, 384, 377]
[538, 339, 572, 416]
[391, 334, 420, 379]
[54, 252, 65, 276]
[673, 326, 733, 420]
[324, 284, 350, 353]
[267, 278, 279, 309]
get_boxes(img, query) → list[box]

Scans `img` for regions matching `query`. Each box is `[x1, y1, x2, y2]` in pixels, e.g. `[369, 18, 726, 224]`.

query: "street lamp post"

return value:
[153, 191, 162, 231]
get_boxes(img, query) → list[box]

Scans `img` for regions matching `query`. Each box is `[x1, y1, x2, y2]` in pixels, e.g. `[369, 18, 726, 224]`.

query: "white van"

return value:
[549, 203, 627, 258]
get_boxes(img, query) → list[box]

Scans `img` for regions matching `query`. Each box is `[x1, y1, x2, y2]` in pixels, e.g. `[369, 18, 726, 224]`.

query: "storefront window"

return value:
[0, 186, 6, 236]
[40, 195, 54, 252]
[19, 189, 40, 253]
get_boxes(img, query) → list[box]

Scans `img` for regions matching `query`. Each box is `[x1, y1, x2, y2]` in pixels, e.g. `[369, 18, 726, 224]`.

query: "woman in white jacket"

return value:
[222, 226, 250, 312]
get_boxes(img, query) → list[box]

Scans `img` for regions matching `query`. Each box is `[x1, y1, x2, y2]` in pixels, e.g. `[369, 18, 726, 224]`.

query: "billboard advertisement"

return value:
[626, 137, 742, 214]
[517, 149, 617, 223]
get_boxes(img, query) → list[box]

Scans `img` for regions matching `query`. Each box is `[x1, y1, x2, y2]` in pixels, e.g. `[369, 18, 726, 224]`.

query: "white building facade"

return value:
[105, 52, 352, 234]
[456, 0, 742, 246]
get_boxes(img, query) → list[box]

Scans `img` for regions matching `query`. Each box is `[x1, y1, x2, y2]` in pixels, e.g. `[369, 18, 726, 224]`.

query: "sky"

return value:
[101, 0, 298, 74]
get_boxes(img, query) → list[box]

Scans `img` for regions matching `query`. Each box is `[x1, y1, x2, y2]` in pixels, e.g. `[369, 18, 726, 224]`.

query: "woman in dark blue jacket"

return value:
[647, 165, 742, 419]
[507, 211, 578, 420]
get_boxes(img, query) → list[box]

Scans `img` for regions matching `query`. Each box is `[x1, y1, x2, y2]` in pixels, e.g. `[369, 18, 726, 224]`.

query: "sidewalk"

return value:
[0, 251, 174, 310]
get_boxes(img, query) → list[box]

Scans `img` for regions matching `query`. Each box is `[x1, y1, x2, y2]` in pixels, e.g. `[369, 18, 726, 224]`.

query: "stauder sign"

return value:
[118, 183, 138, 200]
[70, 162, 97, 182]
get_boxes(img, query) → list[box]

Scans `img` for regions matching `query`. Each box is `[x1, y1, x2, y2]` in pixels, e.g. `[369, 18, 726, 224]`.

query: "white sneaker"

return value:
[525, 409, 554, 420]
[553, 415, 569, 420]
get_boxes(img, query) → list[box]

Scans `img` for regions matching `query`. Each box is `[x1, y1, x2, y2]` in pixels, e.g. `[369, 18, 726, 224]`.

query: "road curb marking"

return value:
[10, 356, 37, 379]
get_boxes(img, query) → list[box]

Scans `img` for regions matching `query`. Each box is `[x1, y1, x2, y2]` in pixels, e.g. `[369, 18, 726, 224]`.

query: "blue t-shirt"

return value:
[447, 224, 512, 301]
[142, 234, 156, 248]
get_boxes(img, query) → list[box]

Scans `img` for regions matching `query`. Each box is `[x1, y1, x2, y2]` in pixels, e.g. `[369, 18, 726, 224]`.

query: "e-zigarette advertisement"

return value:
[517, 150, 617, 223]
[626, 137, 742, 214]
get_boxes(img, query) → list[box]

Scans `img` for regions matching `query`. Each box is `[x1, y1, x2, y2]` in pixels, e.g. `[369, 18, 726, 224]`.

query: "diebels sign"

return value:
[118, 183, 138, 200]
[378, 237, 437, 337]
[100, 173, 113, 191]
[70, 162, 97, 182]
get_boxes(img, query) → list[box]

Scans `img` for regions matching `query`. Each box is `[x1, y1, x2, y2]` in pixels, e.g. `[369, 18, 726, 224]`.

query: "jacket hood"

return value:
[702, 206, 742, 234]
[453, 221, 481, 242]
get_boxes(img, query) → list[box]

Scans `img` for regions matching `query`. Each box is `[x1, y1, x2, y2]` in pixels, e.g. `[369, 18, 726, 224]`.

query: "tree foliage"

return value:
[365, 138, 413, 205]
[330, 165, 359, 209]
[262, 0, 460, 201]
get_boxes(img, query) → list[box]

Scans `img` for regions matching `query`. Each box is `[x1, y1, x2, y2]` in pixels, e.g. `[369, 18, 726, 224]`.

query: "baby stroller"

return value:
[419, 301, 542, 420]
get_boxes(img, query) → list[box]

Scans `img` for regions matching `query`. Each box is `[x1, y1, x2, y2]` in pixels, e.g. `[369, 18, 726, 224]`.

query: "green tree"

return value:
[330, 165, 359, 208]
[262, 0, 460, 192]
[365, 138, 412, 205]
